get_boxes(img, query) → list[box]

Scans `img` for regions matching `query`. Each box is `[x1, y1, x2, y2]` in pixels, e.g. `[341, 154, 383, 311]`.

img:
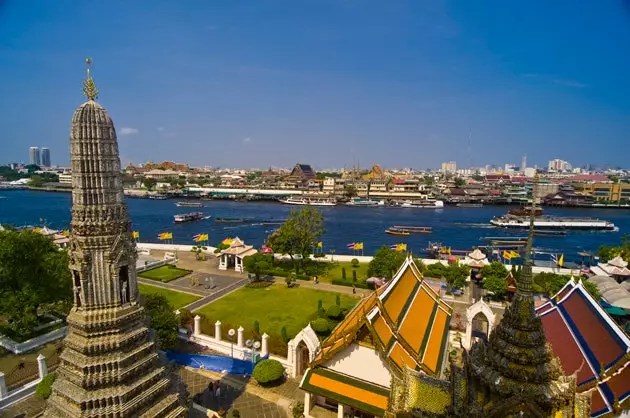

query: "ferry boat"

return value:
[385, 229, 410, 236]
[456, 203, 483, 208]
[391, 225, 432, 234]
[149, 194, 168, 200]
[395, 199, 444, 208]
[279, 197, 337, 206]
[508, 206, 543, 217]
[490, 215, 617, 231]
[214, 217, 245, 223]
[345, 198, 385, 207]
[175, 201, 204, 208]
[173, 212, 206, 223]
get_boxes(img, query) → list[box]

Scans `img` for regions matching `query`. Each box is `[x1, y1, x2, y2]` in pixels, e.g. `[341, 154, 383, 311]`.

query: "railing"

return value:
[0, 326, 67, 355]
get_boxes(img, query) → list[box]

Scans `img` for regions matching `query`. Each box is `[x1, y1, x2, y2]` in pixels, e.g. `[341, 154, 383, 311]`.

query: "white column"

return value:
[304, 392, 313, 417]
[194, 315, 201, 336]
[261, 333, 269, 357]
[287, 340, 296, 377]
[0, 372, 7, 399]
[337, 403, 344, 418]
[37, 354, 48, 378]
[215, 321, 222, 341]
[237, 326, 245, 348]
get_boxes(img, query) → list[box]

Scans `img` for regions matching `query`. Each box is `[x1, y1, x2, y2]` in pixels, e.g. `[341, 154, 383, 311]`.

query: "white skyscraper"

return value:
[29, 146, 41, 166]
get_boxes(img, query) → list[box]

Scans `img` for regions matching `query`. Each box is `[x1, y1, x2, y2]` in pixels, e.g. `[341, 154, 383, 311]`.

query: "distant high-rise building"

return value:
[29, 146, 41, 166]
[548, 159, 571, 172]
[41, 147, 51, 166]
[441, 161, 457, 174]
[521, 154, 527, 171]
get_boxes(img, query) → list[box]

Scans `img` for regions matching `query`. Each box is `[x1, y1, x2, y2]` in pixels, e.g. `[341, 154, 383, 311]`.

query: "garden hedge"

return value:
[252, 359, 285, 384]
[311, 318, 329, 334]
[36, 372, 57, 400]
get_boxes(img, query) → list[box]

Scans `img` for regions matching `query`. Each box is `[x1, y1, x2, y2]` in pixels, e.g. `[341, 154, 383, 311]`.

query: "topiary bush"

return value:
[36, 372, 57, 400]
[351, 258, 360, 268]
[341, 267, 346, 279]
[253, 320, 260, 336]
[252, 359, 285, 384]
[311, 318, 329, 335]
[335, 294, 341, 306]
[326, 305, 342, 319]
[292, 402, 305, 418]
[352, 270, 357, 282]
[281, 326, 289, 343]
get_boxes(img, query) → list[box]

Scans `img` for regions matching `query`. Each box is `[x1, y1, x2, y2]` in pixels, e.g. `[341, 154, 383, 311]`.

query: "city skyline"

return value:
[1, 1, 629, 168]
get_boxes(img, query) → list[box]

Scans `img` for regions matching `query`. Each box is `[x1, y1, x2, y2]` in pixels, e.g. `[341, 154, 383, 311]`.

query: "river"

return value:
[1, 190, 628, 263]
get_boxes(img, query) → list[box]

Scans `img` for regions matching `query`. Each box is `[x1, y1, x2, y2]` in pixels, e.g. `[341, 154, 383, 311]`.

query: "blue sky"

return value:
[1, 0, 629, 170]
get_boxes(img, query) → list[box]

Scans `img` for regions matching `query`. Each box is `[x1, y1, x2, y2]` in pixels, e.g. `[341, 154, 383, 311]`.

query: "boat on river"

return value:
[279, 196, 337, 206]
[149, 194, 168, 200]
[395, 199, 444, 208]
[174, 212, 205, 223]
[391, 225, 432, 234]
[385, 229, 410, 236]
[490, 214, 617, 231]
[345, 198, 385, 207]
[456, 203, 483, 208]
[176, 201, 204, 208]
[214, 217, 245, 223]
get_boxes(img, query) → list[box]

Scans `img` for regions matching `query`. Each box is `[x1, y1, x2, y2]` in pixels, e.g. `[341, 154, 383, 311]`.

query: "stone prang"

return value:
[43, 60, 188, 418]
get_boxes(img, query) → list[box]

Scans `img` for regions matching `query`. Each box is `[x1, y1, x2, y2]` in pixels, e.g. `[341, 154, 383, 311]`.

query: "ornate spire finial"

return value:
[517, 172, 539, 295]
[82, 58, 99, 101]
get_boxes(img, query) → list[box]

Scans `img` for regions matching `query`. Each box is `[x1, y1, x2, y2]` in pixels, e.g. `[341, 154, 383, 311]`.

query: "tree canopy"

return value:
[0, 230, 72, 338]
[267, 206, 324, 271]
[597, 235, 630, 263]
[143, 294, 179, 350]
[480, 262, 509, 299]
[243, 253, 273, 279]
[532, 272, 600, 300]
[425, 262, 470, 291]
[367, 246, 406, 279]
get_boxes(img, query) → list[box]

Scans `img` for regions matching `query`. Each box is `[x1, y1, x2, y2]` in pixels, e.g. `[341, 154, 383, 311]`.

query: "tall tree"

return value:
[267, 206, 324, 272]
[367, 246, 407, 279]
[243, 253, 273, 280]
[143, 294, 179, 350]
[0, 230, 72, 338]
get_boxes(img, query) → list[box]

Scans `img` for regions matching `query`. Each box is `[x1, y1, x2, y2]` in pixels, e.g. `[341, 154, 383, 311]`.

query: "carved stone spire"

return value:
[82, 58, 99, 101]
[43, 59, 187, 418]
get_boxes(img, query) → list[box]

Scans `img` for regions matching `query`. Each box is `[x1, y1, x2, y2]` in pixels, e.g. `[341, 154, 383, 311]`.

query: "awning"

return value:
[300, 367, 389, 415]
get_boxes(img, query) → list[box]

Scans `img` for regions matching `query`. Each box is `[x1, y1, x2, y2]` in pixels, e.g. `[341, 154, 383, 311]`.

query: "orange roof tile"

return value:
[382, 267, 418, 324]
[389, 341, 419, 371]
[422, 308, 450, 373]
[398, 288, 435, 352]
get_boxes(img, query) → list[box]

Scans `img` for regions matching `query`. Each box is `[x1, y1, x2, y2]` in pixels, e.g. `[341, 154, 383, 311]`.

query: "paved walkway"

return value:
[183, 278, 249, 311]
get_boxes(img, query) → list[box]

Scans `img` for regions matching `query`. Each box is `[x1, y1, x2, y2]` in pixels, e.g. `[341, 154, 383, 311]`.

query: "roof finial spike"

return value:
[517, 172, 539, 295]
[82, 57, 99, 101]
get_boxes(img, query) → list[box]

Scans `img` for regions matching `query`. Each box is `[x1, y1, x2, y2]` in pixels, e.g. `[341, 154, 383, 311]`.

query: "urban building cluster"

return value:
[28, 146, 51, 167]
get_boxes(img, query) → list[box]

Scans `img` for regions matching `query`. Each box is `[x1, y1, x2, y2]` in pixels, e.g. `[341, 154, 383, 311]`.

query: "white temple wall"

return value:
[323, 343, 391, 388]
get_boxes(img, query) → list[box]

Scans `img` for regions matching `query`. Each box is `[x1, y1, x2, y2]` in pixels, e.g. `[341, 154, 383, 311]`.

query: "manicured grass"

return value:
[194, 284, 358, 340]
[138, 283, 201, 309]
[138, 265, 191, 282]
[321, 261, 369, 283]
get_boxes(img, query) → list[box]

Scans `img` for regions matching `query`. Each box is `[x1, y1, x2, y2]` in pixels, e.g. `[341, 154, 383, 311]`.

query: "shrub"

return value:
[351, 258, 360, 268]
[311, 318, 329, 334]
[331, 279, 370, 289]
[335, 294, 341, 306]
[245, 281, 273, 288]
[317, 299, 323, 311]
[281, 326, 289, 343]
[253, 320, 260, 336]
[285, 276, 293, 287]
[352, 270, 357, 282]
[313, 252, 325, 258]
[341, 267, 346, 279]
[36, 372, 57, 400]
[326, 305, 342, 319]
[252, 359, 285, 384]
[292, 402, 305, 418]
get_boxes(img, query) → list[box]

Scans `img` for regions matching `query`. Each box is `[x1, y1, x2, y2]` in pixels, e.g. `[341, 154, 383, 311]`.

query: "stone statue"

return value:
[73, 285, 82, 307]
[121, 280, 128, 304]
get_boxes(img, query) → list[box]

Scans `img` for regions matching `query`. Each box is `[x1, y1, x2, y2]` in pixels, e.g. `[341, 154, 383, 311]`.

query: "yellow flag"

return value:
[62, 230, 70, 237]
[503, 250, 512, 260]
[199, 233, 209, 241]
[132, 231, 139, 239]
[354, 242, 364, 250]
[165, 232, 173, 239]
[317, 241, 323, 248]
[509, 250, 520, 258]
[398, 243, 407, 251]
[558, 254, 564, 267]
[222, 237, 233, 245]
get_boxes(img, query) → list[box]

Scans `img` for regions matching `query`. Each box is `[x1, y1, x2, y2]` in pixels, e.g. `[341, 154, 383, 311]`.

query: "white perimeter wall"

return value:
[323, 343, 391, 388]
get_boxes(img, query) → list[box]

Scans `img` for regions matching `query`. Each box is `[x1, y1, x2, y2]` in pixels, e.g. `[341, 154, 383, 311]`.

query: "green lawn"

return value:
[194, 284, 358, 340]
[138, 265, 191, 282]
[138, 283, 201, 308]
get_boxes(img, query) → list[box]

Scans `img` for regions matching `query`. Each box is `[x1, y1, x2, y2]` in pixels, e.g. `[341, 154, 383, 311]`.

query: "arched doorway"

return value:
[296, 341, 310, 376]
[471, 312, 489, 343]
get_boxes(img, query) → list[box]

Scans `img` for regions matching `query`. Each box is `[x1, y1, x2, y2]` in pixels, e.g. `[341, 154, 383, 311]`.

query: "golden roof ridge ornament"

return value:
[82, 57, 99, 101]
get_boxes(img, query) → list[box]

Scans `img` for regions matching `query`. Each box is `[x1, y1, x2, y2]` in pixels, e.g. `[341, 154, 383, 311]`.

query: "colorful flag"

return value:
[551, 254, 558, 265]
[509, 250, 520, 258]
[390, 244, 398, 250]
[192, 233, 201, 241]
[558, 253, 564, 267]
[317, 241, 323, 248]
[398, 243, 407, 252]
[261, 244, 272, 253]
[222, 237, 233, 245]
[346, 242, 356, 249]
[132, 231, 139, 239]
[354, 242, 364, 250]
[503, 250, 513, 260]
[62, 229, 70, 237]
[158, 232, 172, 240]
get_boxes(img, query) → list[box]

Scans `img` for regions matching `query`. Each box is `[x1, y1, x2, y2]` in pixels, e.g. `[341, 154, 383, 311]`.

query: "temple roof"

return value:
[311, 257, 452, 376]
[588, 275, 630, 310]
[594, 257, 630, 277]
[536, 278, 630, 416]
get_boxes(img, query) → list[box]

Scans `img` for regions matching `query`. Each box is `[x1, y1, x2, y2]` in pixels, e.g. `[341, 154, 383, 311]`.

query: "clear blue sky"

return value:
[1, 0, 629, 170]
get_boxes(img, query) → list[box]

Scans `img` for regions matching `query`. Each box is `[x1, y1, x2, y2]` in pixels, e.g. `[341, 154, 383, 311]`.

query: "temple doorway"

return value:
[296, 341, 310, 376]
[471, 312, 490, 343]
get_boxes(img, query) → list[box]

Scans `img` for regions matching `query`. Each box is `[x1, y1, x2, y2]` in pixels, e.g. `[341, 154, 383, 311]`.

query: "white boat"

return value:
[345, 198, 385, 207]
[174, 212, 206, 223]
[490, 215, 616, 231]
[396, 199, 444, 208]
[176, 201, 204, 208]
[279, 197, 337, 206]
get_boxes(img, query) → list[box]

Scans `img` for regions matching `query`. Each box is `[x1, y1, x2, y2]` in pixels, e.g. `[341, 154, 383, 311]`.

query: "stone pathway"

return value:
[0, 395, 46, 418]
[183, 278, 249, 311]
